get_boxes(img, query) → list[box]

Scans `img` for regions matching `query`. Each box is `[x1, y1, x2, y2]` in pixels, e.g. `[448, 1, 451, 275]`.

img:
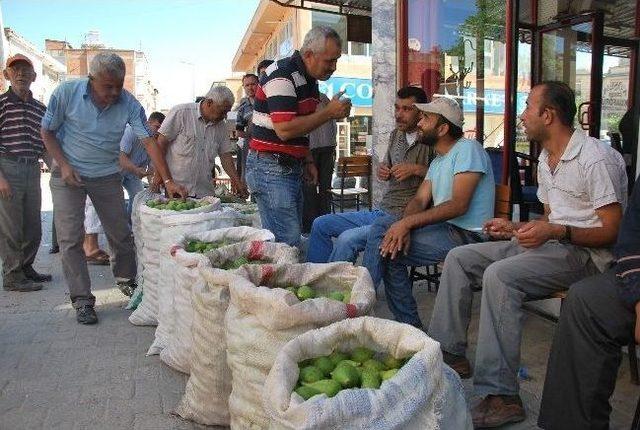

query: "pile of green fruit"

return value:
[281, 284, 351, 304]
[146, 199, 207, 211]
[219, 256, 266, 270]
[293, 347, 412, 400]
[185, 239, 231, 253]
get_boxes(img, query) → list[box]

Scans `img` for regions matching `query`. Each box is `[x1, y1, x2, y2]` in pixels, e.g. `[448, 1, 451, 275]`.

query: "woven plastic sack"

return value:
[264, 316, 472, 430]
[225, 262, 376, 430]
[130, 189, 158, 291]
[146, 207, 240, 354]
[128, 196, 221, 326]
[157, 228, 279, 372]
[173, 268, 241, 426]
[222, 202, 261, 228]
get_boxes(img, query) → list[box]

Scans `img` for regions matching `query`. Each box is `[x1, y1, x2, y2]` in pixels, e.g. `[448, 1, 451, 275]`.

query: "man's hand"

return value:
[378, 162, 391, 181]
[0, 176, 12, 199]
[164, 180, 187, 199]
[60, 164, 82, 187]
[390, 163, 421, 181]
[635, 302, 640, 344]
[324, 92, 352, 119]
[231, 179, 249, 199]
[136, 167, 151, 179]
[484, 218, 516, 240]
[150, 172, 162, 193]
[379, 219, 411, 260]
[514, 220, 562, 248]
[304, 161, 318, 185]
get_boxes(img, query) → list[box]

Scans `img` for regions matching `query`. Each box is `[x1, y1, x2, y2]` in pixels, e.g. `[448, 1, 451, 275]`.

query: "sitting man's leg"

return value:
[306, 210, 383, 263]
[538, 269, 634, 430]
[428, 239, 520, 377]
[362, 213, 399, 288]
[328, 225, 371, 263]
[472, 242, 600, 428]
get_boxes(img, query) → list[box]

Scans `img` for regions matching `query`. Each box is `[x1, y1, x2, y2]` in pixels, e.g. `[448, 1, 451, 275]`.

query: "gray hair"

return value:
[300, 26, 342, 55]
[204, 85, 235, 106]
[89, 52, 126, 80]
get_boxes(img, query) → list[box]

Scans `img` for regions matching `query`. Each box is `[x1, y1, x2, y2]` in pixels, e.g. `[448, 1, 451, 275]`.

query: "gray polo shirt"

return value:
[537, 130, 628, 271]
[379, 128, 435, 216]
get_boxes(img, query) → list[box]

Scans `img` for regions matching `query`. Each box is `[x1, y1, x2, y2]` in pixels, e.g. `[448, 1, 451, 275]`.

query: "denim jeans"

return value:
[427, 239, 599, 398]
[306, 209, 384, 263]
[122, 173, 144, 221]
[245, 150, 303, 247]
[361, 213, 401, 288]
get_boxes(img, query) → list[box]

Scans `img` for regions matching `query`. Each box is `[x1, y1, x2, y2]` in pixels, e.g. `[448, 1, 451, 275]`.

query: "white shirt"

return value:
[405, 131, 418, 147]
[537, 130, 628, 270]
[159, 102, 235, 198]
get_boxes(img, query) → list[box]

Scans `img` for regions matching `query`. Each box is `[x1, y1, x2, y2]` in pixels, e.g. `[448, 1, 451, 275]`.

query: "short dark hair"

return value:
[397, 86, 428, 104]
[148, 111, 165, 124]
[538, 81, 577, 127]
[257, 59, 274, 74]
[435, 114, 464, 140]
[242, 73, 258, 83]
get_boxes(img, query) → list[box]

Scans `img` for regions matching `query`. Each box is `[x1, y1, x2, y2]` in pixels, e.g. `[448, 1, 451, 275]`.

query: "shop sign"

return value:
[319, 77, 373, 107]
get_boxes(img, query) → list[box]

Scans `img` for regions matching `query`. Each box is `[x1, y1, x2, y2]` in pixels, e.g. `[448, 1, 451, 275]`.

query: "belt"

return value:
[0, 154, 39, 164]
[249, 149, 302, 164]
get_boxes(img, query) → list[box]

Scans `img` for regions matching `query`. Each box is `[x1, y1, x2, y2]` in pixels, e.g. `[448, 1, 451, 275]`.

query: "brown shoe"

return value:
[3, 278, 43, 292]
[442, 351, 472, 379]
[472, 395, 526, 428]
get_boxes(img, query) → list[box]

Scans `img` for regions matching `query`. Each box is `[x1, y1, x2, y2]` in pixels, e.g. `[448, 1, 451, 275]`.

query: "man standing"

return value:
[119, 111, 165, 219]
[41, 53, 186, 325]
[246, 26, 351, 246]
[0, 54, 51, 292]
[302, 92, 338, 232]
[256, 59, 273, 79]
[367, 97, 494, 324]
[235, 74, 258, 181]
[306, 86, 432, 263]
[427, 82, 627, 427]
[155, 85, 247, 198]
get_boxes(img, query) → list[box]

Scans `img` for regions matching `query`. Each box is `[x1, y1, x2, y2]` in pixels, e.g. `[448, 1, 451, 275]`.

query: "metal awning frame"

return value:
[270, 0, 371, 17]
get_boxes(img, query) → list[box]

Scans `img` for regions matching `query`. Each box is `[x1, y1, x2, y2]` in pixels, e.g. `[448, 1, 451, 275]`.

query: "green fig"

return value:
[331, 362, 360, 388]
[296, 285, 315, 301]
[342, 291, 351, 304]
[303, 379, 341, 398]
[328, 291, 345, 302]
[380, 368, 399, 381]
[295, 385, 321, 400]
[362, 359, 386, 373]
[312, 356, 335, 376]
[350, 347, 374, 364]
[299, 366, 324, 384]
[382, 354, 403, 370]
[360, 368, 382, 389]
[328, 351, 349, 367]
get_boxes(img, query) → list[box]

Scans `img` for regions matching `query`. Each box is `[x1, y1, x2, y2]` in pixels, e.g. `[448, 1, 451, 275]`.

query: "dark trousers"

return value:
[538, 268, 635, 430]
[0, 158, 42, 283]
[302, 146, 335, 233]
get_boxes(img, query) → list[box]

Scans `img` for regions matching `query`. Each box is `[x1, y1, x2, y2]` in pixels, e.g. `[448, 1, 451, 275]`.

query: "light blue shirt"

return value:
[426, 138, 495, 231]
[119, 124, 150, 179]
[41, 78, 152, 178]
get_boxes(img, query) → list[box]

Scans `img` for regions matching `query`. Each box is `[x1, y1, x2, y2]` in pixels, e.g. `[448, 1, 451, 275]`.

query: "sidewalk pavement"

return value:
[0, 173, 635, 429]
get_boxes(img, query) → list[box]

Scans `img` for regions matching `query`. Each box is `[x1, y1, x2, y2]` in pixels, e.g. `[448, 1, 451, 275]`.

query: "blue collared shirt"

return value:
[41, 78, 152, 177]
[120, 124, 150, 168]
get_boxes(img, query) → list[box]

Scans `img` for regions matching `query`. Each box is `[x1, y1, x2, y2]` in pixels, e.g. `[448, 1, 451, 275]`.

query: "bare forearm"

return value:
[273, 109, 331, 141]
[41, 128, 70, 168]
[403, 198, 426, 217]
[119, 153, 140, 175]
[219, 152, 242, 183]
[142, 137, 173, 182]
[564, 225, 618, 248]
[403, 200, 468, 230]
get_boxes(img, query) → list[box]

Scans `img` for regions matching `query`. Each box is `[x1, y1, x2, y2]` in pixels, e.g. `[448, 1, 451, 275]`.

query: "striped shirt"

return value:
[250, 50, 320, 159]
[0, 87, 46, 159]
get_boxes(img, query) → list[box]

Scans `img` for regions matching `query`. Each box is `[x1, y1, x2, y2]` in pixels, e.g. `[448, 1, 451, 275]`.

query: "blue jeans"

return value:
[122, 174, 144, 221]
[306, 209, 385, 263]
[361, 213, 401, 288]
[245, 151, 303, 247]
[367, 216, 480, 327]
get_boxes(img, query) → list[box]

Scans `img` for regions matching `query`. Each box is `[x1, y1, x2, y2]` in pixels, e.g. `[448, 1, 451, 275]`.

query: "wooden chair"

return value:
[410, 184, 511, 289]
[330, 155, 372, 213]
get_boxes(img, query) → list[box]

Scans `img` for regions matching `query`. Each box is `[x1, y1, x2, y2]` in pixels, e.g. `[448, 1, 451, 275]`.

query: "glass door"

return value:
[535, 12, 604, 137]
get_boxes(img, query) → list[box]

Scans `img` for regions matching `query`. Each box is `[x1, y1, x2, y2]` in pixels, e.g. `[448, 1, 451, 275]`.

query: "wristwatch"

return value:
[562, 225, 572, 243]
[164, 178, 174, 185]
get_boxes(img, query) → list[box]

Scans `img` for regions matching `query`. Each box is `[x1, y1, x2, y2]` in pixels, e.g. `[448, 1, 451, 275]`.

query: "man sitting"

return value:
[306, 86, 434, 267]
[537, 179, 639, 430]
[364, 96, 495, 326]
[427, 81, 627, 428]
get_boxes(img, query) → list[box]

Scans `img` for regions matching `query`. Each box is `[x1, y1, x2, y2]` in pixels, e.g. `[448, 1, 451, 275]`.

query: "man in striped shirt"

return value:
[246, 26, 351, 246]
[0, 54, 51, 292]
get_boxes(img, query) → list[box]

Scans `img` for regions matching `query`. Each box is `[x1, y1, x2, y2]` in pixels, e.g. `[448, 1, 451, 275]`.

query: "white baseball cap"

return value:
[414, 96, 464, 128]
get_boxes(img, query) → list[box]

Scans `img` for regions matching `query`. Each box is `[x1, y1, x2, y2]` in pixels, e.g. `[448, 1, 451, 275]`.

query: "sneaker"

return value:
[471, 395, 526, 428]
[116, 279, 137, 297]
[3, 278, 43, 292]
[76, 305, 98, 325]
[23, 266, 52, 282]
[49, 245, 60, 254]
[442, 351, 472, 379]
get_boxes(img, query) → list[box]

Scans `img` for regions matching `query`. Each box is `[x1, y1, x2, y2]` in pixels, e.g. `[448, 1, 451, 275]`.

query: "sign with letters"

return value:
[319, 77, 373, 107]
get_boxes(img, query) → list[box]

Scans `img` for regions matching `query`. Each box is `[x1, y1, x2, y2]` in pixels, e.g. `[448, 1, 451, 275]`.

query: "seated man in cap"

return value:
[363, 96, 495, 327]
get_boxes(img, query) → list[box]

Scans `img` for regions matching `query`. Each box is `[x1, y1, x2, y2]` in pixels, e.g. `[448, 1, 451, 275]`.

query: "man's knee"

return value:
[311, 214, 333, 235]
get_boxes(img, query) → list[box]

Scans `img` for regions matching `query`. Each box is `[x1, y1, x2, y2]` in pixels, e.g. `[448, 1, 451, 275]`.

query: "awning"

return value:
[269, 0, 371, 17]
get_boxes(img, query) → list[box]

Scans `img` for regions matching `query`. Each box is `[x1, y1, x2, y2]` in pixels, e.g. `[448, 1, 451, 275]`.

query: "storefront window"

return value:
[404, 0, 508, 146]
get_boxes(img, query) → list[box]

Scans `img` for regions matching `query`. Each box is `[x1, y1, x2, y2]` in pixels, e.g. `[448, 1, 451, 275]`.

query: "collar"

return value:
[539, 129, 584, 164]
[292, 50, 315, 83]
[6, 86, 34, 103]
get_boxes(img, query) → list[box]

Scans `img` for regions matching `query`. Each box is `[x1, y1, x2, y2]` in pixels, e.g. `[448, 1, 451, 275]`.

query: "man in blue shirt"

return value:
[41, 53, 186, 325]
[362, 97, 494, 327]
[119, 111, 165, 220]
